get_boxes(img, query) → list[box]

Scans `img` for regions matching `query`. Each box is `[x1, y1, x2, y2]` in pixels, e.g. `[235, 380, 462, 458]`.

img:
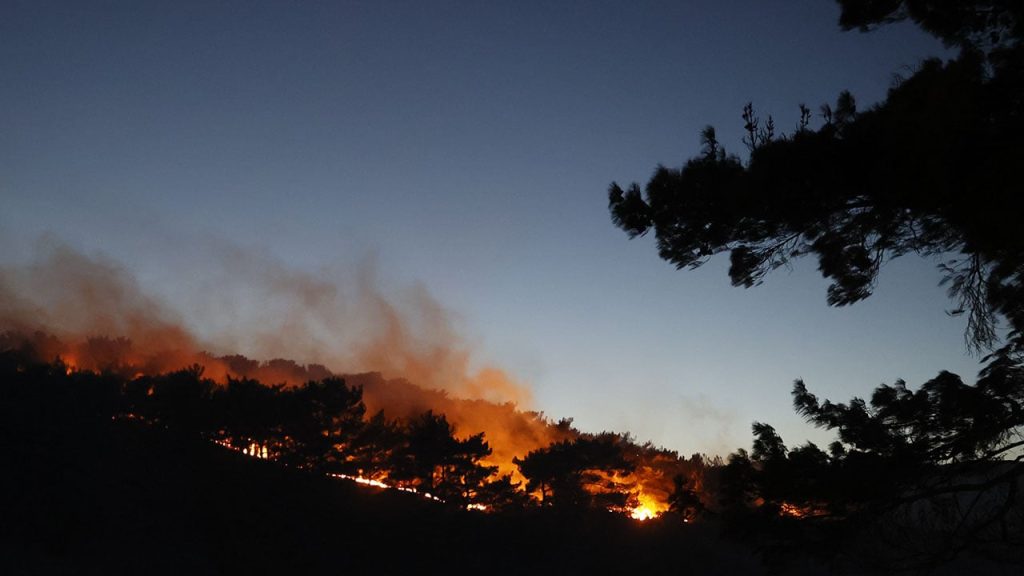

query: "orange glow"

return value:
[591, 465, 674, 521]
[329, 473, 446, 503]
[778, 501, 825, 518]
[629, 492, 666, 521]
[630, 505, 656, 521]
[61, 354, 78, 374]
[214, 440, 493, 510]
[243, 442, 269, 459]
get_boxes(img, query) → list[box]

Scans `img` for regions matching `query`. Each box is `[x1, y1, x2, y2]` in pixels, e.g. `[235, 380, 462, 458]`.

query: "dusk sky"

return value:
[1, 1, 978, 456]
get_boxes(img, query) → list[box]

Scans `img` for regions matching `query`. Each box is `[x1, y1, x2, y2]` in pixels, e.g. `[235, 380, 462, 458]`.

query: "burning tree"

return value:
[277, 377, 366, 472]
[216, 376, 287, 459]
[2, 332, 709, 519]
[515, 433, 636, 510]
[668, 473, 705, 522]
[389, 411, 499, 505]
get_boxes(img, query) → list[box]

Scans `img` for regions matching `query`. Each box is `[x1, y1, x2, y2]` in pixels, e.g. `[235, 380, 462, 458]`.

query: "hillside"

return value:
[0, 381, 763, 576]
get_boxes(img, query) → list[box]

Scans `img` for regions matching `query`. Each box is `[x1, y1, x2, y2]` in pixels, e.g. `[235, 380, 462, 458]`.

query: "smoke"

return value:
[0, 239, 556, 471]
[0, 242, 204, 375]
[677, 393, 739, 458]
[1, 240, 526, 398]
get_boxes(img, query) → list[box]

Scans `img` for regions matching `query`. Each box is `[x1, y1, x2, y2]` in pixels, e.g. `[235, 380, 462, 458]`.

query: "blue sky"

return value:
[1, 1, 979, 455]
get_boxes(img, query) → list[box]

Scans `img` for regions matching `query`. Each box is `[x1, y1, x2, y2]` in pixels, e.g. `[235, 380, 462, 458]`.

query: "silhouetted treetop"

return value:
[609, 7, 1023, 353]
[609, 6, 1024, 563]
[793, 359, 1024, 464]
[515, 433, 636, 509]
[836, 0, 1022, 54]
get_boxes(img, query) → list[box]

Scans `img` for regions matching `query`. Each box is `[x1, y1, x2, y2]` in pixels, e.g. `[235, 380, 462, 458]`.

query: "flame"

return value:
[778, 501, 826, 518]
[213, 438, 491, 510]
[329, 473, 444, 503]
[629, 492, 665, 521]
[61, 354, 77, 374]
[630, 505, 657, 521]
[243, 442, 269, 459]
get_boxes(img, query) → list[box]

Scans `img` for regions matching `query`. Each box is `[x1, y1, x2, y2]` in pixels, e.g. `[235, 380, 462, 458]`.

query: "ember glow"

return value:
[329, 473, 446, 503]
[778, 502, 826, 519]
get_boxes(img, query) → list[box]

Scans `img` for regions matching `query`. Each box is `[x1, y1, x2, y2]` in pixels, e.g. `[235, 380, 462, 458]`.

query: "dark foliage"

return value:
[0, 343, 786, 575]
[668, 473, 705, 522]
[715, 370, 1024, 571]
[609, 1, 1024, 570]
[389, 410, 498, 505]
[515, 433, 636, 509]
[609, 1, 1023, 355]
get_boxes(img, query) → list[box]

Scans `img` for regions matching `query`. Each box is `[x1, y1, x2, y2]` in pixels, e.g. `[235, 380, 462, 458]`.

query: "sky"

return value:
[0, 0, 980, 456]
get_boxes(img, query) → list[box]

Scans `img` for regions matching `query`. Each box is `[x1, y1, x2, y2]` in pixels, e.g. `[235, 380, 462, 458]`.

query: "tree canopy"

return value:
[608, 1, 1024, 566]
[515, 433, 636, 509]
[609, 0, 1023, 354]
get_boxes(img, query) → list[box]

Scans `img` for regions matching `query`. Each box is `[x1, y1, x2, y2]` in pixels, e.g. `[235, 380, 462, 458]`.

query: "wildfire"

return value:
[778, 501, 826, 518]
[2, 248, 701, 525]
[210, 441, 464, 506]
[243, 442, 269, 459]
[629, 493, 666, 521]
[630, 505, 657, 521]
[213, 439, 270, 460]
[55, 352, 684, 522]
[60, 354, 77, 375]
[212, 437, 671, 519]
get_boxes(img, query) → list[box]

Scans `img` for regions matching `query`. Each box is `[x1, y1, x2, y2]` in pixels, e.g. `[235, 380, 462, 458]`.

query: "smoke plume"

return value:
[0, 240, 557, 472]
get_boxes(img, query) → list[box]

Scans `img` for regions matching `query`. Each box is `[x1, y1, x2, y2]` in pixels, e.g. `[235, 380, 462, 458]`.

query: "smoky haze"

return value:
[0, 239, 563, 473]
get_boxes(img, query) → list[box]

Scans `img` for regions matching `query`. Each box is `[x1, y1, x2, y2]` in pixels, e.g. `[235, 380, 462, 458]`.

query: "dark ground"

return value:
[1, 402, 769, 576]
[4, 366, 1022, 575]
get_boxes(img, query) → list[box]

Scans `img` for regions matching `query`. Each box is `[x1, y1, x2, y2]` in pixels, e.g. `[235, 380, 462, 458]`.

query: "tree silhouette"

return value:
[515, 433, 635, 509]
[347, 409, 405, 479]
[608, 2, 1023, 355]
[793, 369, 1024, 528]
[147, 364, 217, 433]
[474, 473, 531, 512]
[668, 473, 704, 522]
[278, 377, 366, 472]
[215, 376, 286, 458]
[608, 3, 1023, 564]
[390, 411, 497, 506]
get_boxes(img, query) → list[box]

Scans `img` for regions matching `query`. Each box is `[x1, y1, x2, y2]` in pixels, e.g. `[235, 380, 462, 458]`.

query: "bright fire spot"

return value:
[778, 501, 820, 518]
[332, 473, 389, 490]
[327, 473, 440, 500]
[243, 442, 269, 459]
[630, 505, 657, 521]
[629, 493, 665, 521]
[61, 355, 78, 374]
[214, 440, 490, 510]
